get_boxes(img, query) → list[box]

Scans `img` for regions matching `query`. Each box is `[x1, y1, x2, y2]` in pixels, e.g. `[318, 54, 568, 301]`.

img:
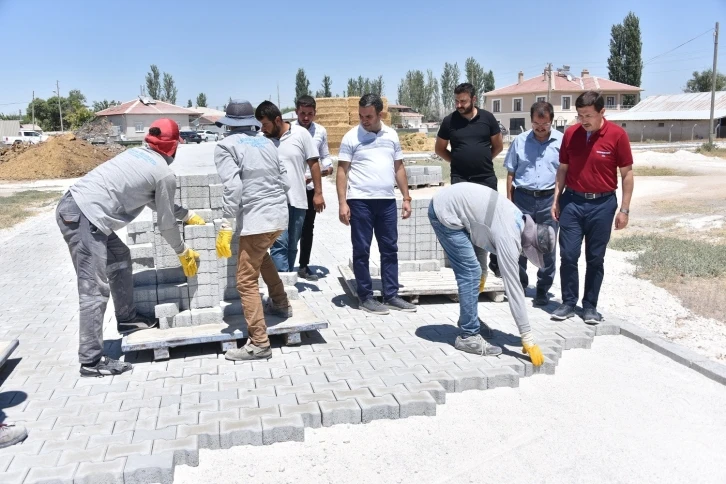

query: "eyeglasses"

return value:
[531, 121, 552, 128]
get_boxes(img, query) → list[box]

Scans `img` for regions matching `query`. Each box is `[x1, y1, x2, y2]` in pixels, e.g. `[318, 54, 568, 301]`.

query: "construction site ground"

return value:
[0, 142, 724, 482]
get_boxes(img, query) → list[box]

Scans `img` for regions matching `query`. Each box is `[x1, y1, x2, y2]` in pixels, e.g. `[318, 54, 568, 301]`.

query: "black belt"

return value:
[515, 187, 555, 198]
[566, 188, 615, 200]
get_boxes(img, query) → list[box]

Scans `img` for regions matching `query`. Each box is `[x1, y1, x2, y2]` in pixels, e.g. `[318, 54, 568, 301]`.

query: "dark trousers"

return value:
[298, 189, 316, 269]
[451, 173, 499, 273]
[558, 191, 618, 310]
[513, 189, 558, 292]
[349, 199, 399, 301]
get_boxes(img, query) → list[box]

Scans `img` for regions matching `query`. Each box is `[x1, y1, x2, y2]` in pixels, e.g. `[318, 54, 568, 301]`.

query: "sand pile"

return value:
[399, 133, 435, 152]
[0, 133, 119, 180]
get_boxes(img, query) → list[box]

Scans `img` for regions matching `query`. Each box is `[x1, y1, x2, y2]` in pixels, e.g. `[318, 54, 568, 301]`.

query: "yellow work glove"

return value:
[184, 211, 206, 225]
[178, 247, 200, 277]
[479, 273, 487, 293]
[521, 331, 545, 367]
[216, 219, 233, 258]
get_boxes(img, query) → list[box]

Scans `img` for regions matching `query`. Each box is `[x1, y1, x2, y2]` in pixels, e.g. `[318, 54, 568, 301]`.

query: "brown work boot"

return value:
[263, 297, 292, 318]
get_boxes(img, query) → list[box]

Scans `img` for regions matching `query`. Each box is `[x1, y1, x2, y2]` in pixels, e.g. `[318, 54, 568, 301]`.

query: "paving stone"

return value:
[275, 384, 314, 396]
[24, 462, 78, 483]
[87, 431, 133, 449]
[74, 457, 126, 484]
[220, 418, 263, 448]
[415, 371, 456, 392]
[0, 469, 29, 484]
[311, 381, 349, 393]
[239, 406, 279, 419]
[334, 388, 373, 401]
[261, 415, 305, 445]
[39, 436, 89, 454]
[357, 394, 400, 423]
[449, 368, 488, 392]
[482, 367, 520, 389]
[124, 451, 174, 484]
[199, 409, 239, 424]
[104, 440, 153, 461]
[691, 360, 726, 385]
[152, 435, 199, 467]
[369, 384, 407, 397]
[319, 400, 362, 427]
[280, 402, 322, 428]
[404, 381, 447, 404]
[394, 392, 437, 418]
[132, 425, 177, 443]
[8, 451, 60, 471]
[290, 373, 329, 386]
[176, 422, 220, 450]
[70, 423, 114, 437]
[258, 394, 298, 407]
[296, 391, 336, 404]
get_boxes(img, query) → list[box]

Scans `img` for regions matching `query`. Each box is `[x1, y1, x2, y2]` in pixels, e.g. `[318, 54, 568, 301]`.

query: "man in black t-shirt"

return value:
[435, 82, 504, 276]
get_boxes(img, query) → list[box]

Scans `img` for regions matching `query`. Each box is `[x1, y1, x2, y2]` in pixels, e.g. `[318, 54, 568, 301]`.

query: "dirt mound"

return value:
[0, 134, 119, 181]
[400, 132, 435, 152]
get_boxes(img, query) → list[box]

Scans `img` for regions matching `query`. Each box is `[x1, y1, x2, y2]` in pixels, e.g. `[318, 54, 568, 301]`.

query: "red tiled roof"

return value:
[96, 99, 201, 116]
[485, 74, 642, 96]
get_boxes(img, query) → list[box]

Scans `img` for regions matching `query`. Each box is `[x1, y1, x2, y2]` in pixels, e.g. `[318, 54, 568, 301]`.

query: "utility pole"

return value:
[708, 22, 719, 145]
[56, 80, 64, 132]
[546, 63, 552, 103]
[277, 83, 280, 108]
[32, 90, 35, 129]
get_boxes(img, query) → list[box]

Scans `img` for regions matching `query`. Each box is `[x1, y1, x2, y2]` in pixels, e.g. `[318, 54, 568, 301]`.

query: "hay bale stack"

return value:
[315, 96, 390, 154]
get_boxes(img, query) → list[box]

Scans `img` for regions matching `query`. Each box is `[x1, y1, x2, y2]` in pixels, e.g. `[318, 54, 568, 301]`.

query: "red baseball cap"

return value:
[145, 118, 180, 157]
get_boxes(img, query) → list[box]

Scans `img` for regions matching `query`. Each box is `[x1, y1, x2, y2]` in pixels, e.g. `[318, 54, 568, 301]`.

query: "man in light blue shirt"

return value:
[504, 101, 562, 305]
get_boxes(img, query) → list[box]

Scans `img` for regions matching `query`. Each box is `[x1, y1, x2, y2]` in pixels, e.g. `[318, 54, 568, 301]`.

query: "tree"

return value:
[196, 93, 208, 107]
[441, 62, 460, 112]
[187, 99, 192, 107]
[397, 70, 428, 117]
[371, 75, 385, 96]
[66, 107, 95, 129]
[346, 75, 383, 97]
[425, 70, 441, 121]
[145, 64, 162, 100]
[162, 73, 178, 104]
[465, 57, 489, 106]
[683, 69, 726, 93]
[607, 12, 643, 106]
[321, 75, 332, 97]
[295, 68, 311, 104]
[92, 100, 120, 112]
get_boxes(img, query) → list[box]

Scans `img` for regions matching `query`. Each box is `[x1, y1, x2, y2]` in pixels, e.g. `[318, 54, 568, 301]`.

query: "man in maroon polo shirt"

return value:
[550, 91, 634, 323]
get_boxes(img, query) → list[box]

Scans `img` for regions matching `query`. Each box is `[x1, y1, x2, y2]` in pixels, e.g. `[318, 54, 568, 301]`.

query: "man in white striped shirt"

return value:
[295, 95, 334, 281]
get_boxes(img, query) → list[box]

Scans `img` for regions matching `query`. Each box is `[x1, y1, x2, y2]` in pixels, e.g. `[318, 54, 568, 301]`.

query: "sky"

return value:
[0, 0, 724, 115]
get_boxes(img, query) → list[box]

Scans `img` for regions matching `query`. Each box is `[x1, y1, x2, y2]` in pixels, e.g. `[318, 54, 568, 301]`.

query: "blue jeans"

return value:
[428, 203, 481, 337]
[558, 191, 618, 309]
[513, 189, 558, 292]
[271, 204, 307, 272]
[349, 199, 399, 301]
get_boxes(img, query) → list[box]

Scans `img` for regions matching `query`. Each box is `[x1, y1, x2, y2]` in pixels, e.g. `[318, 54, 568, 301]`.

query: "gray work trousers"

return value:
[56, 192, 136, 364]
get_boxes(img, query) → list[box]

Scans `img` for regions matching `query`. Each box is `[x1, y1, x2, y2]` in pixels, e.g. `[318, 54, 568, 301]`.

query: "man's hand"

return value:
[614, 212, 629, 230]
[401, 200, 412, 220]
[184, 211, 206, 225]
[313, 193, 326, 213]
[339, 202, 351, 225]
[551, 199, 560, 221]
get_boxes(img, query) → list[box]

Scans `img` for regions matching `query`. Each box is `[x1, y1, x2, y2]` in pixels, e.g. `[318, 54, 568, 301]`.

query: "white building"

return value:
[95, 97, 200, 140]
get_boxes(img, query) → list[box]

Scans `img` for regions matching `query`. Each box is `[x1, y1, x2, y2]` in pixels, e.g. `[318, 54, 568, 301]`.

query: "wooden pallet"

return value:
[338, 265, 505, 304]
[0, 339, 18, 369]
[121, 300, 328, 361]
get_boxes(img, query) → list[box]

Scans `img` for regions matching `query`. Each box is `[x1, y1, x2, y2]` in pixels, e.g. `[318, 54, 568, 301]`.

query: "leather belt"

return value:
[515, 187, 555, 198]
[566, 188, 615, 200]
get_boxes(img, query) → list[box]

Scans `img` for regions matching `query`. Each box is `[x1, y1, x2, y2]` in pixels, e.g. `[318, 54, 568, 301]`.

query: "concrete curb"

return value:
[0, 339, 18, 369]
[617, 320, 726, 386]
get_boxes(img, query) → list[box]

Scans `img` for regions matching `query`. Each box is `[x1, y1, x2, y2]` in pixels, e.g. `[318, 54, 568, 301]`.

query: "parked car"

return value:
[2, 130, 49, 145]
[197, 130, 220, 142]
[180, 131, 202, 144]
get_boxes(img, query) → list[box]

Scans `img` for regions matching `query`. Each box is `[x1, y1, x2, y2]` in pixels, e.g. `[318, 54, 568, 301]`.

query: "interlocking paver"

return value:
[105, 440, 153, 461]
[319, 400, 362, 427]
[74, 457, 126, 484]
[261, 415, 305, 445]
[152, 435, 199, 466]
[219, 418, 263, 448]
[280, 402, 322, 428]
[124, 452, 174, 484]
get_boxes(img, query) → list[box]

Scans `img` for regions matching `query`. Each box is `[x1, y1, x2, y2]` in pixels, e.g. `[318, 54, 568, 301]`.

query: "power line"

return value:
[644, 27, 715, 65]
[0, 101, 30, 106]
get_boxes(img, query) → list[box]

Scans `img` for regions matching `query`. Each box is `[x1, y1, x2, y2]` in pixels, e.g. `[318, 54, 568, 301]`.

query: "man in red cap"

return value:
[56, 118, 205, 377]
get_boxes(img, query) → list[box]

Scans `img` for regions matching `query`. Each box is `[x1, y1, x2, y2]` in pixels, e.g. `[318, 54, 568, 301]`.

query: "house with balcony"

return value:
[483, 67, 642, 134]
[388, 104, 424, 128]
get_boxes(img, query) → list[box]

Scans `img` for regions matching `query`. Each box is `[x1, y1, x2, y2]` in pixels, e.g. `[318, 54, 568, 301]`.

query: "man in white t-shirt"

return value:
[295, 95, 334, 281]
[336, 93, 417, 315]
[255, 101, 324, 272]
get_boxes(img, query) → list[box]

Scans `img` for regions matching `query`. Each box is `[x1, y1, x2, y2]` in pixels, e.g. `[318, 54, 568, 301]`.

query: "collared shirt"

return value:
[504, 129, 563, 191]
[437, 107, 501, 179]
[561, 119, 633, 193]
[297, 121, 333, 191]
[274, 123, 319, 209]
[338, 122, 403, 200]
[214, 128, 289, 236]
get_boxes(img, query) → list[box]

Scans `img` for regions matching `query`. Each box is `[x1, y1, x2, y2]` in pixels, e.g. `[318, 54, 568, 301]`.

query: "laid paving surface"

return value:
[0, 176, 619, 484]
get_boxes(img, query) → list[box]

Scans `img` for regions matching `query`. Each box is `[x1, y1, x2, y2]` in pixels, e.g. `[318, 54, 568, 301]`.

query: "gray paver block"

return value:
[176, 422, 220, 450]
[394, 392, 437, 418]
[333, 388, 372, 401]
[532, 356, 557, 375]
[319, 400, 361, 427]
[618, 321, 653, 343]
[73, 457, 126, 484]
[24, 463, 78, 484]
[691, 359, 726, 385]
[404, 381, 447, 404]
[220, 418, 263, 448]
[296, 391, 336, 404]
[482, 367, 520, 389]
[261, 415, 305, 445]
[258, 394, 298, 407]
[124, 451, 174, 484]
[280, 402, 322, 428]
[152, 435, 199, 467]
[105, 440, 152, 461]
[449, 368, 488, 392]
[415, 371, 456, 392]
[357, 394, 400, 423]
[56, 446, 107, 466]
[8, 451, 60, 471]
[132, 426, 177, 443]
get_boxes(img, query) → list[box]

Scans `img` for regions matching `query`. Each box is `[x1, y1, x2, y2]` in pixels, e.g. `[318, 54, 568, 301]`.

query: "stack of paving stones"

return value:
[127, 173, 299, 330]
[0, 182, 622, 484]
[349, 197, 446, 275]
[405, 165, 443, 188]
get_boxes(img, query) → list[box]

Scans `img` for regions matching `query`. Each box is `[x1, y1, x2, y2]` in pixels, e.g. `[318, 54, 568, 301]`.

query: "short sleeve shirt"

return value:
[276, 123, 319, 209]
[560, 119, 633, 193]
[300, 122, 333, 190]
[338, 123, 403, 200]
[437, 108, 501, 179]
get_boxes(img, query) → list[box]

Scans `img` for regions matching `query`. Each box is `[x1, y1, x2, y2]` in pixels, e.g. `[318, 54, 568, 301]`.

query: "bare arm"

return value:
[434, 137, 452, 163]
[506, 172, 515, 201]
[306, 158, 325, 212]
[615, 165, 634, 230]
[336, 161, 351, 225]
[394, 159, 412, 219]
[551, 163, 569, 221]
[490, 133, 504, 159]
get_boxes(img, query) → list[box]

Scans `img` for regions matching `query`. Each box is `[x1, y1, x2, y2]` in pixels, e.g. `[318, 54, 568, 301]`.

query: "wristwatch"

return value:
[620, 208, 630, 215]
